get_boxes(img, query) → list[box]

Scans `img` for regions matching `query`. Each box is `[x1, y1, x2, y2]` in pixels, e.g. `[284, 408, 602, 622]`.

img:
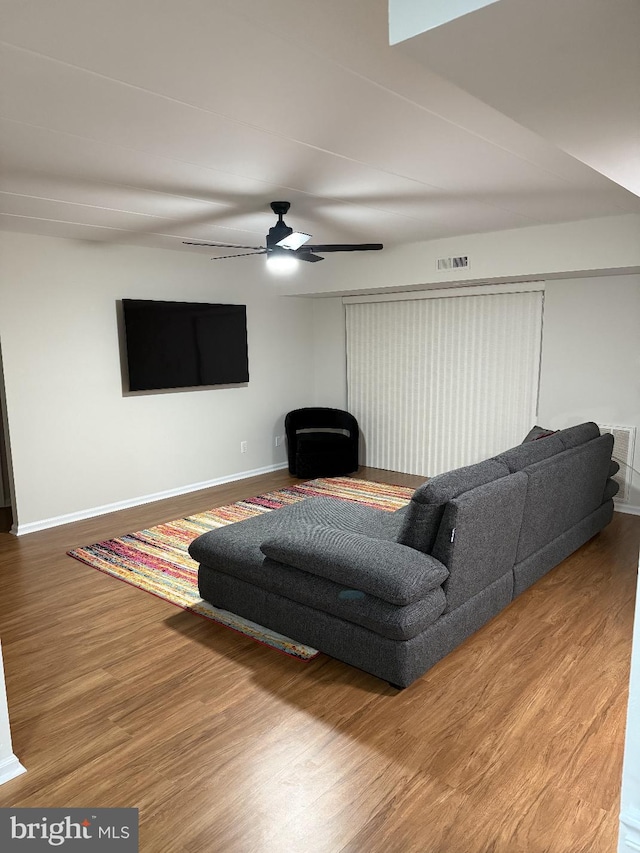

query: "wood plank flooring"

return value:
[0, 467, 637, 852]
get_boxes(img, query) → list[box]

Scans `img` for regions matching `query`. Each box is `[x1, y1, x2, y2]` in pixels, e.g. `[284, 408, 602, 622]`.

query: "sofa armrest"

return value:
[259, 524, 449, 606]
[603, 478, 620, 502]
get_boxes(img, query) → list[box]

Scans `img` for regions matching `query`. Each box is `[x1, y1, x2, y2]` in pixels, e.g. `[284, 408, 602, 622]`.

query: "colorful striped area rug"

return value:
[67, 477, 413, 660]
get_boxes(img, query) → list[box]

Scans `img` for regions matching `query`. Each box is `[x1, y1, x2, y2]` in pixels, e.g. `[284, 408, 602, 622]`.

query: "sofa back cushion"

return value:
[515, 432, 614, 563]
[431, 472, 528, 612]
[555, 421, 600, 450]
[397, 458, 509, 554]
[495, 432, 564, 472]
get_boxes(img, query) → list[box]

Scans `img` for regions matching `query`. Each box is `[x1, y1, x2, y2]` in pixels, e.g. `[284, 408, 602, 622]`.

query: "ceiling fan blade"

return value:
[296, 251, 324, 263]
[276, 231, 312, 250]
[211, 251, 268, 260]
[183, 241, 265, 250]
[305, 243, 383, 253]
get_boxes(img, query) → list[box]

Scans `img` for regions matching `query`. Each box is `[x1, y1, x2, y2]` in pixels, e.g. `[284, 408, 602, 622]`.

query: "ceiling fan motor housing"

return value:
[266, 201, 293, 249]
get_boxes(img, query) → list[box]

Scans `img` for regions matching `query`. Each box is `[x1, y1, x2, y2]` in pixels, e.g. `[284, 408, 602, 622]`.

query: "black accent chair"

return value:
[285, 408, 359, 478]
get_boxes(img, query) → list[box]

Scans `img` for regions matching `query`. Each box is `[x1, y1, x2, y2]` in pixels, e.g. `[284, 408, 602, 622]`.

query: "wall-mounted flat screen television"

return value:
[122, 299, 249, 391]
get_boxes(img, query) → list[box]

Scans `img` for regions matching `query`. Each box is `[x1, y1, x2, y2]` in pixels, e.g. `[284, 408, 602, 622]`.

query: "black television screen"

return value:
[122, 299, 249, 391]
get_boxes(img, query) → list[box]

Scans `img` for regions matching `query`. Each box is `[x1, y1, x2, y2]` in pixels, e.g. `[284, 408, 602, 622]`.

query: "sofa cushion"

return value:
[609, 459, 620, 477]
[189, 496, 405, 578]
[603, 478, 620, 502]
[495, 433, 564, 472]
[431, 472, 528, 612]
[260, 525, 449, 606]
[257, 559, 447, 640]
[397, 458, 509, 554]
[514, 432, 614, 562]
[555, 421, 600, 450]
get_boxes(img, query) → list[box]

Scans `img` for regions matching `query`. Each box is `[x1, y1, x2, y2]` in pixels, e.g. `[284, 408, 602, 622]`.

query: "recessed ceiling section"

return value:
[388, 0, 502, 43]
[394, 0, 640, 197]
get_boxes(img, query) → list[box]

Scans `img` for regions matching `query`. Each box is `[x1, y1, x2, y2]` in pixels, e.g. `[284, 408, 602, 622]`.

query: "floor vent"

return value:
[598, 424, 636, 502]
[437, 255, 469, 271]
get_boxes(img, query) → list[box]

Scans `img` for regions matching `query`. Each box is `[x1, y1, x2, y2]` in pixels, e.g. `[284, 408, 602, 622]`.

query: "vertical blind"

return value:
[345, 289, 544, 476]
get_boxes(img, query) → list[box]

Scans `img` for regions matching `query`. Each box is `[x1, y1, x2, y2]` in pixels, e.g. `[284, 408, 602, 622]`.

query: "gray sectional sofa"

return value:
[189, 422, 619, 688]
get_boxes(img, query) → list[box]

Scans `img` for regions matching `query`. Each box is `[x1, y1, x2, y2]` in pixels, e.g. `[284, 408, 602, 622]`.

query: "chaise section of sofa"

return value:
[189, 421, 617, 689]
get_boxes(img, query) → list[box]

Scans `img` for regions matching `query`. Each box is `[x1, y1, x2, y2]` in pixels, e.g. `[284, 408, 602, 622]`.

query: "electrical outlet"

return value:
[240, 441, 248, 453]
[275, 435, 284, 447]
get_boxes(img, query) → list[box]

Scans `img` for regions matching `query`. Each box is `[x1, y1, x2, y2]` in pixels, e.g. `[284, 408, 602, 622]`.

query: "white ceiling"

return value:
[1, 0, 638, 257]
[399, 0, 640, 197]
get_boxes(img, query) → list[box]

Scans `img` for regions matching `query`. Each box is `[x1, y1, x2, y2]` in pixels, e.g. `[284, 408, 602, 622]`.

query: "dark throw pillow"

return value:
[523, 425, 557, 443]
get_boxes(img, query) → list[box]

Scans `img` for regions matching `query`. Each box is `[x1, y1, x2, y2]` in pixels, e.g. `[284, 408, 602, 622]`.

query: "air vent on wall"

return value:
[598, 424, 636, 503]
[437, 255, 469, 271]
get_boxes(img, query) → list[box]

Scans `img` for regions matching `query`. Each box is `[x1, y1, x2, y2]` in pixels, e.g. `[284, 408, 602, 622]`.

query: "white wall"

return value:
[309, 274, 640, 509]
[0, 232, 319, 530]
[0, 641, 25, 784]
[311, 297, 347, 409]
[276, 214, 640, 297]
[537, 275, 640, 510]
[2, 230, 638, 530]
[618, 557, 640, 852]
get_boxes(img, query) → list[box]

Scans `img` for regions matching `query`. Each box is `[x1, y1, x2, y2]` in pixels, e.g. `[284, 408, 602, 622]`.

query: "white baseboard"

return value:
[615, 503, 640, 517]
[619, 807, 640, 852]
[13, 469, 637, 535]
[0, 754, 26, 785]
[12, 462, 289, 536]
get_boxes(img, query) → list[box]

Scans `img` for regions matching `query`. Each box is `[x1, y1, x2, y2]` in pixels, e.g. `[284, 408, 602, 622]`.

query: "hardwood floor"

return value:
[0, 467, 637, 852]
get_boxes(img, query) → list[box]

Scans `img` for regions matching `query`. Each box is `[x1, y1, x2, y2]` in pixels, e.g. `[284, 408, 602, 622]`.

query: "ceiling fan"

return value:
[182, 201, 383, 266]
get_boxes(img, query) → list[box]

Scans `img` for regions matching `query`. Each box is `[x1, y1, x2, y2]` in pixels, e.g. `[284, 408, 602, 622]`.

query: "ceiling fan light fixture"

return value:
[266, 251, 299, 274]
